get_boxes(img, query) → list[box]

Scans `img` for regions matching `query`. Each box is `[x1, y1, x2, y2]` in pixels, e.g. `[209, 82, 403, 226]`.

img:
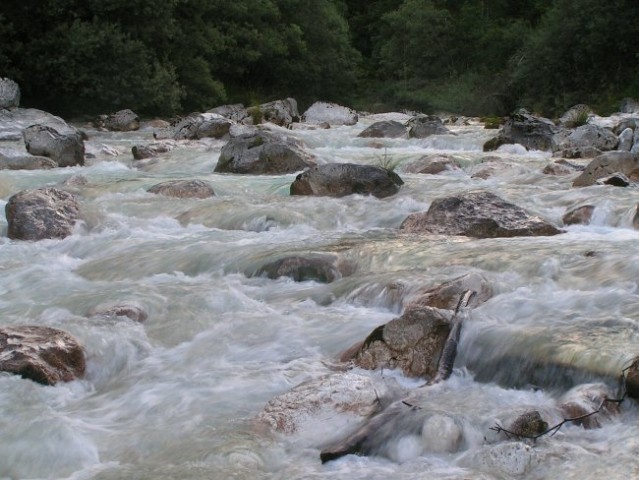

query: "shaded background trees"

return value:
[0, 0, 637, 118]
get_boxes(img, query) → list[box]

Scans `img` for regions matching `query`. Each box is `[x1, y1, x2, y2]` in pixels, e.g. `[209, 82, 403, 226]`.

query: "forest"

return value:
[1, 0, 638, 118]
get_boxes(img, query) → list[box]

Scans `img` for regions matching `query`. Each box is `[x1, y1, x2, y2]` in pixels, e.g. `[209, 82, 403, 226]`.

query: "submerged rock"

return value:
[400, 191, 561, 238]
[572, 151, 639, 187]
[256, 255, 351, 283]
[562, 205, 595, 225]
[404, 273, 493, 311]
[290, 163, 404, 198]
[0, 325, 86, 385]
[401, 154, 461, 174]
[215, 131, 314, 174]
[147, 179, 215, 199]
[6, 187, 81, 240]
[23, 124, 85, 167]
[88, 302, 148, 323]
[302, 101, 358, 126]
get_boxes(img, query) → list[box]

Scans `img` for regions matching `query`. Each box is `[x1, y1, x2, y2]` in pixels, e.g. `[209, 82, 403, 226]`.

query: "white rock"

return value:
[302, 102, 358, 126]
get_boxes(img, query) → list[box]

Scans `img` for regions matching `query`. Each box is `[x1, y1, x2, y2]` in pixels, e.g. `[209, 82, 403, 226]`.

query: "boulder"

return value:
[556, 124, 619, 152]
[156, 113, 232, 140]
[400, 191, 562, 238]
[99, 109, 140, 131]
[613, 118, 639, 135]
[257, 371, 404, 440]
[343, 306, 453, 379]
[483, 110, 561, 152]
[407, 114, 450, 138]
[302, 101, 358, 126]
[0, 108, 77, 141]
[620, 98, 639, 114]
[558, 104, 592, 127]
[404, 273, 493, 311]
[147, 179, 215, 199]
[357, 120, 407, 139]
[207, 103, 248, 122]
[0, 151, 57, 170]
[88, 301, 148, 323]
[6, 187, 81, 240]
[215, 131, 314, 174]
[131, 141, 176, 160]
[562, 205, 595, 225]
[249, 98, 299, 127]
[542, 162, 573, 175]
[0, 325, 85, 385]
[618, 127, 634, 151]
[596, 172, 631, 187]
[401, 154, 461, 174]
[0, 78, 20, 109]
[572, 151, 639, 187]
[290, 163, 404, 198]
[257, 255, 351, 283]
[23, 125, 85, 167]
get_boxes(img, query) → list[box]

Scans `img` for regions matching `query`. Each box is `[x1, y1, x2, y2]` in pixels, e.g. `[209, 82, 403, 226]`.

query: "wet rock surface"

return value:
[572, 151, 639, 187]
[0, 326, 86, 385]
[147, 179, 215, 199]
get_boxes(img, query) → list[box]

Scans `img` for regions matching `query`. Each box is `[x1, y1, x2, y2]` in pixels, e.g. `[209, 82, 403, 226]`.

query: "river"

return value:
[1, 113, 638, 479]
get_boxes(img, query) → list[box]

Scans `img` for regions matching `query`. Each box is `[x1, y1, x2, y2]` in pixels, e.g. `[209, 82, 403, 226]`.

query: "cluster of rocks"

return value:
[357, 114, 451, 139]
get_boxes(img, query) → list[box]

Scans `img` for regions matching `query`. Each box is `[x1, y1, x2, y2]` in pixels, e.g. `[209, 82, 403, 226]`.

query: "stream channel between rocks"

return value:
[1, 113, 639, 479]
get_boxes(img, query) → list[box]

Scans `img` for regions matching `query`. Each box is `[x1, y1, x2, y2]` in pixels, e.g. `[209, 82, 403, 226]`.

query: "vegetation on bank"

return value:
[1, 0, 637, 118]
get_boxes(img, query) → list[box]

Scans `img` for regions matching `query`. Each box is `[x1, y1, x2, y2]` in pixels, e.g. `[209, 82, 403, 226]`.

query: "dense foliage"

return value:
[0, 0, 637, 117]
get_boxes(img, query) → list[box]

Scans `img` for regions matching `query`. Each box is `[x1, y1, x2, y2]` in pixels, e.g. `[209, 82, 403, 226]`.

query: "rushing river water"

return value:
[1, 113, 639, 479]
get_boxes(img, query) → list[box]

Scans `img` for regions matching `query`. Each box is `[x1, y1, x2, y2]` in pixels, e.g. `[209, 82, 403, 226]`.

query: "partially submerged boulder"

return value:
[562, 205, 595, 225]
[302, 101, 358, 126]
[358, 120, 407, 139]
[6, 187, 81, 240]
[155, 113, 232, 140]
[572, 151, 639, 187]
[215, 131, 314, 174]
[147, 179, 215, 199]
[290, 163, 404, 198]
[343, 306, 453, 379]
[23, 124, 85, 167]
[0, 78, 20, 109]
[0, 151, 57, 170]
[404, 273, 493, 311]
[483, 110, 561, 152]
[400, 191, 561, 238]
[131, 141, 176, 160]
[257, 255, 351, 283]
[407, 115, 450, 138]
[401, 154, 461, 174]
[88, 302, 148, 323]
[95, 109, 140, 131]
[0, 325, 86, 385]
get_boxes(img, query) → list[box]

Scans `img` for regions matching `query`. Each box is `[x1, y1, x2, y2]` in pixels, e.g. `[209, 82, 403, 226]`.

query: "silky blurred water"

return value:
[1, 114, 639, 479]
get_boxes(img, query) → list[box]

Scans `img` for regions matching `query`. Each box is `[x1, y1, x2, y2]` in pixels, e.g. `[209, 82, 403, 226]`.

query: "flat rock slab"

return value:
[0, 326, 85, 385]
[290, 163, 404, 198]
[6, 187, 81, 240]
[0, 108, 76, 141]
[400, 191, 562, 238]
[147, 179, 215, 199]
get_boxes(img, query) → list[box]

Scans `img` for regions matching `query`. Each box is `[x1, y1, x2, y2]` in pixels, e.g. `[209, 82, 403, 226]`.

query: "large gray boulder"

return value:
[215, 131, 314, 174]
[255, 98, 299, 127]
[0, 78, 20, 109]
[23, 125, 85, 167]
[290, 163, 404, 198]
[207, 103, 248, 122]
[400, 191, 562, 238]
[555, 124, 619, 152]
[407, 114, 450, 138]
[147, 179, 215, 199]
[358, 120, 407, 139]
[0, 325, 86, 385]
[131, 141, 176, 160]
[572, 151, 639, 187]
[302, 101, 358, 126]
[0, 108, 76, 141]
[96, 109, 140, 131]
[6, 187, 81, 240]
[483, 110, 561, 152]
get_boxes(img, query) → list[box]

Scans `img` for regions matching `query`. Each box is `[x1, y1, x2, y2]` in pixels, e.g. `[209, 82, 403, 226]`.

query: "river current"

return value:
[1, 113, 639, 479]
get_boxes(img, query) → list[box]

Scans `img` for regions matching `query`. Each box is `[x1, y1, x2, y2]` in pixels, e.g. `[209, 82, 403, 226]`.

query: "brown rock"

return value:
[0, 326, 85, 385]
[562, 205, 595, 225]
[147, 179, 215, 199]
[405, 273, 492, 311]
